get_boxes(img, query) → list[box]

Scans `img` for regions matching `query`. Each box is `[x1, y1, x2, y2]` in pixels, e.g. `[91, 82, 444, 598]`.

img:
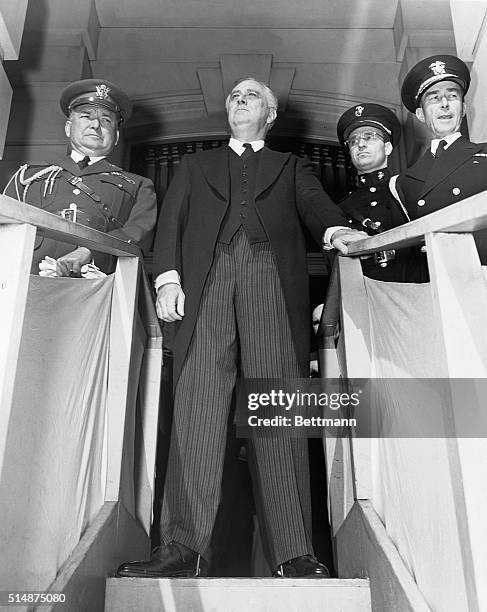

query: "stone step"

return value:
[105, 577, 371, 612]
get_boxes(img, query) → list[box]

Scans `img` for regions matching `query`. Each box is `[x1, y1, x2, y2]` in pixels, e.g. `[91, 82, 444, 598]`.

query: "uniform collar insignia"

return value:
[358, 168, 390, 187]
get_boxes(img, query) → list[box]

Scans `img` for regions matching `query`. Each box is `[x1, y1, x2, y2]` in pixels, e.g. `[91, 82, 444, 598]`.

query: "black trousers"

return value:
[159, 230, 313, 567]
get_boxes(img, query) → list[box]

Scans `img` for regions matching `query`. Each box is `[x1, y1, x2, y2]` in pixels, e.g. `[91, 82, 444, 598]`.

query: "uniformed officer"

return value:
[395, 54, 487, 280]
[336, 103, 410, 281]
[3, 78, 157, 276]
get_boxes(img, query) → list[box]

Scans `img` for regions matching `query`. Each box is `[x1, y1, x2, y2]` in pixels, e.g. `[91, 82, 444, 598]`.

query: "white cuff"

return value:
[154, 270, 181, 291]
[323, 226, 350, 250]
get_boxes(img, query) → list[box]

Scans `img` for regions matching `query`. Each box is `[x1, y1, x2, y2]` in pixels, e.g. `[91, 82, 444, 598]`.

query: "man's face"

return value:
[416, 80, 466, 138]
[348, 126, 392, 174]
[65, 104, 118, 156]
[226, 79, 276, 138]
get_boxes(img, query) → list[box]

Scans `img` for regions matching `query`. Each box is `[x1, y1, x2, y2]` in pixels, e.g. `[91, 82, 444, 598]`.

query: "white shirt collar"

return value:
[70, 150, 106, 165]
[228, 138, 265, 156]
[430, 132, 461, 155]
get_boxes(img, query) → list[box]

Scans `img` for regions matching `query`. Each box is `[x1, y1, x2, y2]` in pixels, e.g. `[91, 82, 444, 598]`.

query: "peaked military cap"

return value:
[60, 79, 133, 123]
[337, 103, 401, 147]
[401, 55, 470, 112]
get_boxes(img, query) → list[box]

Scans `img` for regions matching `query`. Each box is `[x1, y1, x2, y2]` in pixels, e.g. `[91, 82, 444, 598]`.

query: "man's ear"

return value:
[415, 107, 425, 124]
[266, 107, 277, 124]
[384, 141, 393, 157]
[115, 129, 120, 147]
[462, 101, 467, 118]
[65, 120, 71, 139]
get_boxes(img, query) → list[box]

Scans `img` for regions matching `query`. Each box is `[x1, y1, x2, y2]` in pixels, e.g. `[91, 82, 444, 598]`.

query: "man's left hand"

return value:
[55, 247, 93, 277]
[329, 229, 368, 255]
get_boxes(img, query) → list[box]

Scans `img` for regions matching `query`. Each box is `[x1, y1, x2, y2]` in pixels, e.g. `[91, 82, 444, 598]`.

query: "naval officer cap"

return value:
[60, 79, 133, 123]
[401, 54, 470, 112]
[337, 103, 401, 147]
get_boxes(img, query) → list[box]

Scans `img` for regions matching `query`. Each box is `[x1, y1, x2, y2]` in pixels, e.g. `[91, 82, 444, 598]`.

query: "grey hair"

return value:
[225, 76, 278, 114]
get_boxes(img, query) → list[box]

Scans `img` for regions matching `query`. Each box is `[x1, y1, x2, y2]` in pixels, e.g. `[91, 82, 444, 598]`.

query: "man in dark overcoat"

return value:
[3, 79, 157, 276]
[394, 55, 487, 281]
[117, 77, 365, 579]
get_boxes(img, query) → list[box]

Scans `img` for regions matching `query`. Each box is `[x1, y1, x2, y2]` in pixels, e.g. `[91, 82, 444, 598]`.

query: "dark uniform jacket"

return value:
[339, 168, 410, 281]
[4, 155, 157, 272]
[395, 135, 487, 281]
[152, 145, 349, 384]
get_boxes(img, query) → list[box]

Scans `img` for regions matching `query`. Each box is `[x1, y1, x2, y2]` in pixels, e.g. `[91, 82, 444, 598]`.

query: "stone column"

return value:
[0, 0, 100, 180]
[0, 0, 29, 158]
[450, 0, 487, 141]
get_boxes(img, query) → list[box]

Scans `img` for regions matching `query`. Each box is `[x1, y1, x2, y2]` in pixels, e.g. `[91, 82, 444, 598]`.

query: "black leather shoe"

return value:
[116, 542, 208, 578]
[273, 554, 330, 578]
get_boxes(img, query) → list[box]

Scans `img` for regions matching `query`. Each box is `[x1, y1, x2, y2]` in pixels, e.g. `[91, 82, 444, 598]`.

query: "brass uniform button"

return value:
[452, 187, 461, 196]
[417, 199, 426, 207]
[370, 201, 377, 207]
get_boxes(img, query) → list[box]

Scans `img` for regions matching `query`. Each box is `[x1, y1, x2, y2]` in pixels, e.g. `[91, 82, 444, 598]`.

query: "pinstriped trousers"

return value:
[160, 229, 313, 568]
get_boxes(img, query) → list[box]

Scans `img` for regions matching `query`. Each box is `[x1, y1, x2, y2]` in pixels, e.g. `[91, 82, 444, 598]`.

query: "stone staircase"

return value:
[105, 577, 371, 611]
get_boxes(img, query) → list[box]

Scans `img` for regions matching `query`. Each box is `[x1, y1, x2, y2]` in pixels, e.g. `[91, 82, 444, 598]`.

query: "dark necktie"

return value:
[77, 155, 90, 170]
[241, 143, 254, 160]
[435, 140, 447, 159]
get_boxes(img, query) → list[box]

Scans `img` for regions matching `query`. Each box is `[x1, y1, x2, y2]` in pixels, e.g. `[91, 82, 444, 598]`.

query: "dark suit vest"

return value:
[217, 147, 268, 244]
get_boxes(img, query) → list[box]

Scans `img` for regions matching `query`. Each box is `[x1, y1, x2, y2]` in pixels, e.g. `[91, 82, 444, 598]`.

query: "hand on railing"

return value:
[39, 256, 106, 278]
[329, 228, 369, 254]
[52, 247, 93, 277]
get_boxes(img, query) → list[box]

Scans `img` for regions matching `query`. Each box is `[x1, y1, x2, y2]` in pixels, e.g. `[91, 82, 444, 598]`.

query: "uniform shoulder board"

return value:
[105, 168, 137, 185]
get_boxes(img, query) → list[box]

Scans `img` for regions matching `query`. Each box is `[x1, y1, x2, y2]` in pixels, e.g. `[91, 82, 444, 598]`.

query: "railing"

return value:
[4, 188, 487, 610]
[319, 190, 487, 612]
[0, 195, 162, 611]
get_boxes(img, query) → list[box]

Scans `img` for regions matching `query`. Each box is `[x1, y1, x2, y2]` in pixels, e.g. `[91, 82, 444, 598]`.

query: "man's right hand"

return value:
[55, 246, 93, 277]
[156, 283, 185, 322]
[330, 228, 368, 255]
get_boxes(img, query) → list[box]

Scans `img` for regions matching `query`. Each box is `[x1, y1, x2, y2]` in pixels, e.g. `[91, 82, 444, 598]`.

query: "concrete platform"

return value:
[105, 577, 371, 611]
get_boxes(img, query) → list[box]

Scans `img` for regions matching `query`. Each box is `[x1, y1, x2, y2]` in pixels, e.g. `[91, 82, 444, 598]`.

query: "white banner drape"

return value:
[364, 276, 487, 612]
[0, 275, 113, 591]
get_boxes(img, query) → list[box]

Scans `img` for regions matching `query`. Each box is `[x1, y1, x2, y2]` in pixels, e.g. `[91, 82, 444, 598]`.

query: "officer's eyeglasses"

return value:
[347, 131, 385, 148]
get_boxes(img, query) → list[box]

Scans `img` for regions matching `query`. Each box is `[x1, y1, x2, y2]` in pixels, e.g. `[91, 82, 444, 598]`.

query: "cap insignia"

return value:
[355, 105, 364, 117]
[429, 61, 446, 76]
[95, 84, 111, 100]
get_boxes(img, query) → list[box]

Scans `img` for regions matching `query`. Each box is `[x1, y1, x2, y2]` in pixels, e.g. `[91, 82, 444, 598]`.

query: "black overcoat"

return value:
[153, 145, 348, 384]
